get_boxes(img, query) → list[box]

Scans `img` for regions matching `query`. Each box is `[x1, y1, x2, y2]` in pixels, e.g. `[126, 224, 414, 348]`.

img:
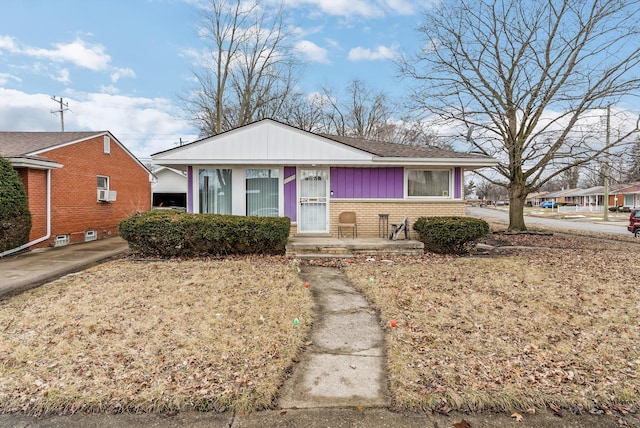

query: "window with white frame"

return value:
[199, 169, 232, 214]
[104, 136, 111, 154]
[97, 175, 109, 190]
[246, 169, 279, 216]
[407, 169, 451, 197]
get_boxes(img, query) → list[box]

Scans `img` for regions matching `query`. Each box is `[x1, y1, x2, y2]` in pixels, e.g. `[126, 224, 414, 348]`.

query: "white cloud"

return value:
[278, 0, 420, 18]
[0, 73, 21, 85]
[294, 40, 330, 63]
[23, 38, 111, 71]
[100, 85, 120, 95]
[52, 68, 71, 84]
[111, 67, 136, 83]
[0, 88, 198, 159]
[347, 44, 398, 61]
[0, 35, 18, 52]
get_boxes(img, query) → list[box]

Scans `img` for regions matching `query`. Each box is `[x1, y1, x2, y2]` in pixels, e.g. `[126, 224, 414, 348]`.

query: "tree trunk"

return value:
[508, 186, 527, 232]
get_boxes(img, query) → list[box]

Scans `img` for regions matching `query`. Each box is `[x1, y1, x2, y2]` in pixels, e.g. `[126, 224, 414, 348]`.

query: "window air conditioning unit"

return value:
[97, 189, 117, 202]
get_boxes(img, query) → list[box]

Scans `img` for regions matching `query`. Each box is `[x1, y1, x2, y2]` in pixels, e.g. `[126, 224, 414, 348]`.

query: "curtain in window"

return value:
[408, 170, 450, 197]
[199, 169, 232, 214]
[246, 169, 279, 216]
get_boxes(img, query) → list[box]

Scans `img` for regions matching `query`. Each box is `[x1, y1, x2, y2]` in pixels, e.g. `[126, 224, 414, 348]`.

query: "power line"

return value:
[50, 96, 70, 132]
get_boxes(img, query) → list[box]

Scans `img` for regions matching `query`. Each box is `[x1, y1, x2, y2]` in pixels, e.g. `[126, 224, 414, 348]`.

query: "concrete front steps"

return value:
[286, 236, 424, 259]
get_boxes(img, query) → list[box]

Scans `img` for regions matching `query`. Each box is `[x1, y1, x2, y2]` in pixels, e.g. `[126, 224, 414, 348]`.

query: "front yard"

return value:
[0, 258, 313, 415]
[346, 232, 640, 415]
[0, 232, 638, 419]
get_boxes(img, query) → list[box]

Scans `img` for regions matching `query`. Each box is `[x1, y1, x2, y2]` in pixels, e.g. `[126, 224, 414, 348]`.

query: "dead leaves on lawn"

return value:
[344, 232, 640, 415]
[0, 257, 313, 415]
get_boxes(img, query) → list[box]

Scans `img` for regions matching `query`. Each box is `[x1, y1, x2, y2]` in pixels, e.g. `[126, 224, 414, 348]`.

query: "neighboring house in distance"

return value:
[151, 119, 497, 238]
[152, 166, 187, 209]
[0, 131, 151, 253]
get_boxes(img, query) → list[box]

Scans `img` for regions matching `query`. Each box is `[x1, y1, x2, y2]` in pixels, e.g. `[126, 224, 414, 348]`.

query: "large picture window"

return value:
[407, 169, 450, 197]
[199, 169, 232, 214]
[246, 169, 279, 216]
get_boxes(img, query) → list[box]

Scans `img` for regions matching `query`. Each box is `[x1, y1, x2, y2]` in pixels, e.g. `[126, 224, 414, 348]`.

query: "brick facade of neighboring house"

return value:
[1, 132, 151, 252]
[153, 119, 497, 238]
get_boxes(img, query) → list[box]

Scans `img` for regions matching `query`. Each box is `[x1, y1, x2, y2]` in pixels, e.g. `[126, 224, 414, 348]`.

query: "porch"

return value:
[285, 236, 424, 258]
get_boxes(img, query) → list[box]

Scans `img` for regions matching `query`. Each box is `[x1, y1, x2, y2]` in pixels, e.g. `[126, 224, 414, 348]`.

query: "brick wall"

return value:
[329, 200, 466, 238]
[287, 200, 466, 238]
[25, 135, 150, 248]
[17, 168, 48, 240]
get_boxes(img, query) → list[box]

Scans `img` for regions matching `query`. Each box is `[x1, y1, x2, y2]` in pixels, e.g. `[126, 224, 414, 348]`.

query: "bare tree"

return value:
[184, 0, 300, 136]
[317, 80, 392, 139]
[377, 118, 451, 149]
[315, 79, 447, 148]
[624, 137, 640, 183]
[400, 0, 640, 231]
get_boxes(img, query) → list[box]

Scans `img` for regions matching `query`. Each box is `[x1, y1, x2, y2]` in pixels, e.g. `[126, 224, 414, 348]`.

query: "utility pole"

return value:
[603, 105, 611, 221]
[50, 96, 69, 132]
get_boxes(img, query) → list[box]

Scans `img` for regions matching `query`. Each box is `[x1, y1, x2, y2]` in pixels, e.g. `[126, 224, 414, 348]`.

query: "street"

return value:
[466, 206, 631, 236]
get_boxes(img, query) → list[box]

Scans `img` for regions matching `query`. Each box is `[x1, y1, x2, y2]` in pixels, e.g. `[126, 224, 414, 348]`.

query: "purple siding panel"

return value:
[353, 168, 363, 198]
[376, 168, 389, 198]
[394, 168, 404, 197]
[284, 166, 296, 221]
[338, 168, 348, 198]
[187, 166, 193, 213]
[362, 168, 371, 196]
[330, 167, 403, 198]
[454, 167, 461, 199]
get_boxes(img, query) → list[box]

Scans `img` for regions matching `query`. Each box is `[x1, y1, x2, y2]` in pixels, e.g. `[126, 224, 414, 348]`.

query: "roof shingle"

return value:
[0, 132, 106, 157]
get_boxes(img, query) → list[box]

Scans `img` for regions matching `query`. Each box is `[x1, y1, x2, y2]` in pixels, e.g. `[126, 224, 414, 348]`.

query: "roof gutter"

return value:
[371, 157, 499, 168]
[7, 157, 63, 170]
[1, 169, 52, 258]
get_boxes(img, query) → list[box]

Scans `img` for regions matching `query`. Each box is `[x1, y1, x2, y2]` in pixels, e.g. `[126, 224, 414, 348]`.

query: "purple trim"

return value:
[454, 167, 461, 199]
[330, 167, 403, 198]
[284, 166, 296, 221]
[187, 166, 193, 213]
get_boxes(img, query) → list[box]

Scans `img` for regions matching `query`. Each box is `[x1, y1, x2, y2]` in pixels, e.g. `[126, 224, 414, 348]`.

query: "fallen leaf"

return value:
[549, 403, 563, 417]
[453, 419, 471, 428]
[279, 411, 287, 416]
[511, 412, 524, 422]
[526, 408, 536, 414]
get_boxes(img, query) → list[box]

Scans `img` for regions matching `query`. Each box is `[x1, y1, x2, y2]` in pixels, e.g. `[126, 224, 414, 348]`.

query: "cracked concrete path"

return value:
[278, 265, 390, 409]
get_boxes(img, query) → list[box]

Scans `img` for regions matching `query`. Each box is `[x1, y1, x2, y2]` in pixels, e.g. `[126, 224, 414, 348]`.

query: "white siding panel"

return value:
[152, 169, 187, 193]
[155, 120, 372, 164]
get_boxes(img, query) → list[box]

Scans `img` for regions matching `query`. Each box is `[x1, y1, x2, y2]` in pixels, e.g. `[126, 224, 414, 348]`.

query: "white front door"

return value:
[298, 168, 329, 233]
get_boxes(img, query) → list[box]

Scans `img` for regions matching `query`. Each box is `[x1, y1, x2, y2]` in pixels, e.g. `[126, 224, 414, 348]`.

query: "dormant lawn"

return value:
[0, 231, 638, 419]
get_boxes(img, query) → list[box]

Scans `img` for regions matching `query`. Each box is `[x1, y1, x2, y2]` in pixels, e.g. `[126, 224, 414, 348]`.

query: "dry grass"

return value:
[344, 233, 640, 414]
[0, 257, 312, 415]
[2, 231, 639, 417]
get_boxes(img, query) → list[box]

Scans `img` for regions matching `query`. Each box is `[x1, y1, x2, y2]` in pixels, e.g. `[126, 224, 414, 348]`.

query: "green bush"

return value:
[413, 216, 489, 255]
[0, 157, 32, 253]
[119, 210, 291, 257]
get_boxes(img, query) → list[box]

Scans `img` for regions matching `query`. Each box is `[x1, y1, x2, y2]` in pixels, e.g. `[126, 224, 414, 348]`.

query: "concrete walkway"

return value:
[278, 266, 389, 409]
[0, 237, 129, 299]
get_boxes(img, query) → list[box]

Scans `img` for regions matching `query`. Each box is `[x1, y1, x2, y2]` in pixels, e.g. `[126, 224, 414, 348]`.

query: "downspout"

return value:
[0, 169, 52, 257]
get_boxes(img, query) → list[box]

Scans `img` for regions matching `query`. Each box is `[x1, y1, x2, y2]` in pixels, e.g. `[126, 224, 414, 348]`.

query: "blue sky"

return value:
[0, 0, 429, 161]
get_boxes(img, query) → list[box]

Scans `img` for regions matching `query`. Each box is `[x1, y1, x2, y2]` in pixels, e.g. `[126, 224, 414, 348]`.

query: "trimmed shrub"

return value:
[413, 216, 489, 255]
[0, 157, 32, 253]
[119, 210, 291, 257]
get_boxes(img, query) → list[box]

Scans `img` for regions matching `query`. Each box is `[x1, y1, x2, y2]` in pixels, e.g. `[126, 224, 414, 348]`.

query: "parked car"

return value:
[627, 209, 640, 237]
[540, 201, 556, 208]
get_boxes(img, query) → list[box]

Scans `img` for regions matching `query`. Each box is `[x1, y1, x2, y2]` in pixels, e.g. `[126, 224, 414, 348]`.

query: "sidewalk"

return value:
[0, 236, 130, 299]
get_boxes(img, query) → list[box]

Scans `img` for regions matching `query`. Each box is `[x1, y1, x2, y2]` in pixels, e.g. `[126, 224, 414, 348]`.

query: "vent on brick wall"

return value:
[97, 189, 117, 202]
[55, 235, 70, 247]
